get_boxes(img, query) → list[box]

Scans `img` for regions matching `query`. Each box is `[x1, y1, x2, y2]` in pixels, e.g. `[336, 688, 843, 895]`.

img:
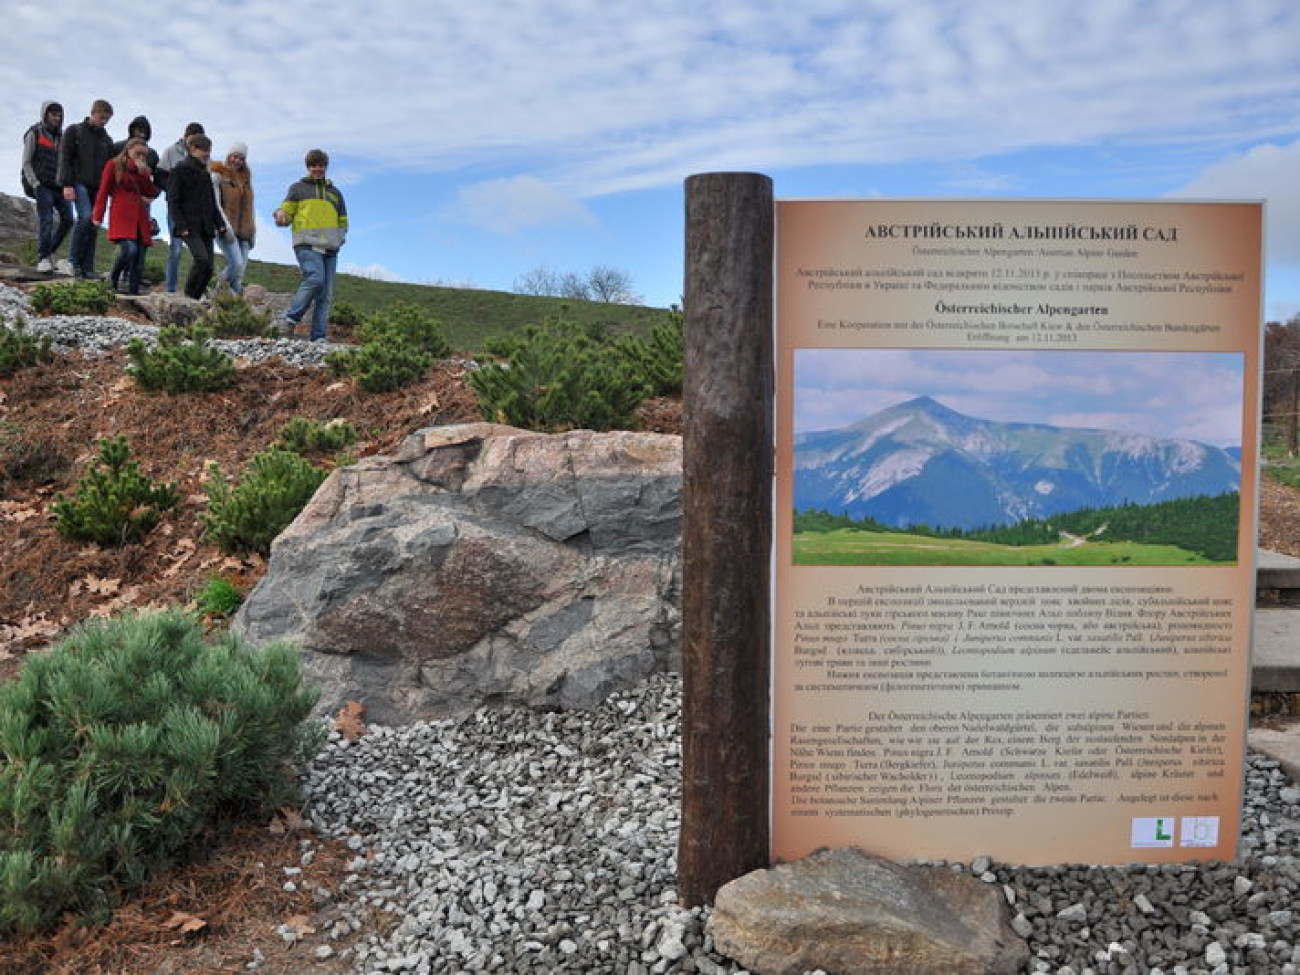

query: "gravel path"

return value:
[297, 672, 1300, 975]
[7, 282, 1299, 974]
[0, 282, 334, 368]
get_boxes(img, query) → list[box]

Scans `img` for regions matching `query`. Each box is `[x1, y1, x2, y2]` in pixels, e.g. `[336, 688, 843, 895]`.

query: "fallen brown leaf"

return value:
[161, 910, 207, 935]
[335, 700, 367, 741]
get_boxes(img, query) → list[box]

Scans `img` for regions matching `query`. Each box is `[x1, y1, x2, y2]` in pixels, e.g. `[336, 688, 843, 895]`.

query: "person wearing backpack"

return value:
[57, 99, 115, 279]
[20, 101, 73, 273]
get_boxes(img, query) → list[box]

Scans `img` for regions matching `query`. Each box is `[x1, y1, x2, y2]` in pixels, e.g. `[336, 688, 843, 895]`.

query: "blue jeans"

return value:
[165, 232, 185, 292]
[286, 246, 337, 341]
[216, 234, 251, 293]
[35, 184, 72, 261]
[68, 184, 98, 274]
[110, 238, 147, 294]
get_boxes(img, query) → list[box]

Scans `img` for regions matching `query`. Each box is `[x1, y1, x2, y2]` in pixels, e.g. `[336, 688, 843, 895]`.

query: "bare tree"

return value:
[513, 265, 561, 296]
[586, 265, 641, 304]
[557, 271, 592, 301]
[512, 264, 642, 304]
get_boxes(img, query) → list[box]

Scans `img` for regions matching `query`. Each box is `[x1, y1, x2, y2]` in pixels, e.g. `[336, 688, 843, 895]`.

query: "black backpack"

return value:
[20, 125, 39, 198]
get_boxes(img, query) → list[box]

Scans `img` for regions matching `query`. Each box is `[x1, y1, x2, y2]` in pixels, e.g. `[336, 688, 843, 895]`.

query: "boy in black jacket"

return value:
[56, 99, 114, 278]
[167, 134, 227, 299]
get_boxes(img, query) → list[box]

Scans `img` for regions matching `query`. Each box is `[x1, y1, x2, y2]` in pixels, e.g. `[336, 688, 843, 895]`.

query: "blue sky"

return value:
[794, 349, 1245, 447]
[4, 1, 1299, 319]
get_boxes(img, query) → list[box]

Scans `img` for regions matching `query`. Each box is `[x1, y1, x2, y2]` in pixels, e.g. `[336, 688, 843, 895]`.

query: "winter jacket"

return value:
[20, 101, 63, 193]
[210, 160, 256, 244]
[168, 155, 226, 239]
[157, 136, 189, 194]
[56, 116, 115, 190]
[279, 176, 347, 252]
[92, 157, 160, 243]
[111, 116, 162, 187]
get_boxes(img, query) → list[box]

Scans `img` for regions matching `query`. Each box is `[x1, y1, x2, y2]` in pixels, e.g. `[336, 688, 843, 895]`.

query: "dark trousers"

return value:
[68, 183, 98, 274]
[180, 234, 214, 299]
[35, 184, 73, 261]
[110, 238, 148, 294]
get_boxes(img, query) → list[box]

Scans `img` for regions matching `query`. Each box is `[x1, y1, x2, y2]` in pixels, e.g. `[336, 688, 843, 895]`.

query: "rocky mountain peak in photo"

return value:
[794, 396, 1240, 531]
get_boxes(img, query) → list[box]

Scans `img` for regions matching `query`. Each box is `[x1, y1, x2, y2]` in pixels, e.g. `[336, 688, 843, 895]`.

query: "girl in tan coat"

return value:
[210, 142, 255, 294]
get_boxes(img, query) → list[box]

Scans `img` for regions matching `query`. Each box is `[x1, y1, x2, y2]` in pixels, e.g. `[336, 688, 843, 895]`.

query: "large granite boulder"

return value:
[0, 192, 36, 241]
[707, 847, 1029, 975]
[232, 423, 682, 724]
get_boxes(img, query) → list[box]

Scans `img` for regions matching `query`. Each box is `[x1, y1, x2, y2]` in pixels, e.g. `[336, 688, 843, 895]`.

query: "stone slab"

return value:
[1258, 548, 1300, 592]
[1253, 608, 1300, 693]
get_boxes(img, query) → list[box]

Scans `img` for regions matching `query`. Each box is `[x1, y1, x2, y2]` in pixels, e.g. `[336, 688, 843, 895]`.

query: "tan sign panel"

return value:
[773, 199, 1262, 865]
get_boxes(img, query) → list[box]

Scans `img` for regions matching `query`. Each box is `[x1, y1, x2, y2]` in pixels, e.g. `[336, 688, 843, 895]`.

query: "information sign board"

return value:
[773, 199, 1262, 864]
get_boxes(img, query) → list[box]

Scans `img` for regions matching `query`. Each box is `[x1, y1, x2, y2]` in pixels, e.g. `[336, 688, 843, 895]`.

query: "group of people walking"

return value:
[19, 98, 348, 341]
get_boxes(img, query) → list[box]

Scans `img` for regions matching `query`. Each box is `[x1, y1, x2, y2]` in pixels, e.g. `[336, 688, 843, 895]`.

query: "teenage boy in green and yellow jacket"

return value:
[273, 148, 347, 342]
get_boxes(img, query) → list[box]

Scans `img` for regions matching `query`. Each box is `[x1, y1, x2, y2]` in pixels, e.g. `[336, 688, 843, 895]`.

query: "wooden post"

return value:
[678, 172, 774, 906]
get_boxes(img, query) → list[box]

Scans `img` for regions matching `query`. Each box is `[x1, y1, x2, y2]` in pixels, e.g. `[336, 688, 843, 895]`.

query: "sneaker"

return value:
[78, 270, 104, 281]
[276, 316, 299, 338]
[35, 257, 53, 273]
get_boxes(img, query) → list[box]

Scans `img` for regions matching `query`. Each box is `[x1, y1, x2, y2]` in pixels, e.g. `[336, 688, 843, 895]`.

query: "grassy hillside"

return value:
[0, 228, 674, 353]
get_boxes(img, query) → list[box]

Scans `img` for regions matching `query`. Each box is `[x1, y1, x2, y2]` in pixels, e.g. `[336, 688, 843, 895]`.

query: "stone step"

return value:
[1258, 548, 1300, 593]
[1254, 609, 1300, 693]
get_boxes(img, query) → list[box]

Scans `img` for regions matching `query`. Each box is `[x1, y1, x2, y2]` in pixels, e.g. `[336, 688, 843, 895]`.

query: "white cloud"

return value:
[450, 176, 595, 234]
[5, 1, 1299, 200]
[1173, 140, 1300, 266]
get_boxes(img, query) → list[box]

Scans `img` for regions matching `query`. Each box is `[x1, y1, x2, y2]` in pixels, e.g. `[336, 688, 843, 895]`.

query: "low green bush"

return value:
[193, 575, 245, 618]
[197, 293, 273, 338]
[274, 417, 358, 457]
[51, 437, 180, 546]
[470, 317, 650, 431]
[357, 301, 451, 359]
[613, 307, 683, 397]
[202, 449, 328, 556]
[30, 279, 115, 316]
[126, 326, 236, 393]
[0, 609, 320, 933]
[0, 316, 54, 378]
[327, 339, 433, 393]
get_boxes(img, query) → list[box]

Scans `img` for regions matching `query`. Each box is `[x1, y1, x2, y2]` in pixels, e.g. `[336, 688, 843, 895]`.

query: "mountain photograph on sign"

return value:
[792, 349, 1244, 566]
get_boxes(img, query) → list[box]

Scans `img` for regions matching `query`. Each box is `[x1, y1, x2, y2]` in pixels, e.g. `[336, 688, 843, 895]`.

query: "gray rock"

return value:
[233, 423, 682, 723]
[0, 191, 36, 241]
[706, 846, 1029, 975]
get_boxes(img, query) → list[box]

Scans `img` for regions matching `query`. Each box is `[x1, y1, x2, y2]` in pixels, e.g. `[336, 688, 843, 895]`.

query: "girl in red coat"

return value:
[92, 138, 160, 295]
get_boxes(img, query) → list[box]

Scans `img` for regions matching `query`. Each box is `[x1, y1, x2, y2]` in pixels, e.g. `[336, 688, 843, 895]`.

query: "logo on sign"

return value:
[1131, 817, 1176, 848]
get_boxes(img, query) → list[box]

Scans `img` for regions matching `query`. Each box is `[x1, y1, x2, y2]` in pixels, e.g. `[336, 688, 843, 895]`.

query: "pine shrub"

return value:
[196, 293, 273, 338]
[0, 316, 54, 378]
[613, 308, 683, 397]
[0, 609, 320, 933]
[327, 339, 433, 393]
[274, 417, 358, 457]
[51, 437, 180, 546]
[470, 317, 650, 431]
[126, 325, 237, 393]
[329, 299, 363, 340]
[29, 279, 114, 316]
[202, 449, 328, 556]
[357, 301, 451, 359]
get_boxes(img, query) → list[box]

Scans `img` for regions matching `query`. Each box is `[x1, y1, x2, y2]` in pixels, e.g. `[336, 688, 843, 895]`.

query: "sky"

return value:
[794, 349, 1245, 447]
[4, 1, 1300, 318]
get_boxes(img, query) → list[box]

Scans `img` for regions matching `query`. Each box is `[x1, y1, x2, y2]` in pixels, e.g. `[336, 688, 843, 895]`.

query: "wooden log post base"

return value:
[678, 172, 775, 907]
